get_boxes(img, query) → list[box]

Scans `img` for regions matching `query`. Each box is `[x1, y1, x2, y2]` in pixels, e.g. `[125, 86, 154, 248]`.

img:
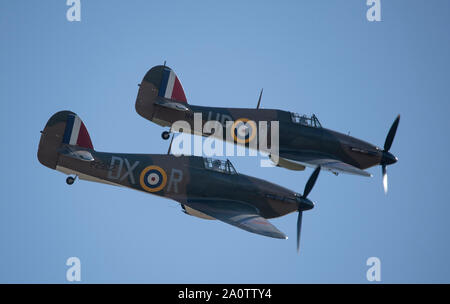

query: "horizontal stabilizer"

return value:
[155, 99, 190, 112]
[59, 145, 94, 162]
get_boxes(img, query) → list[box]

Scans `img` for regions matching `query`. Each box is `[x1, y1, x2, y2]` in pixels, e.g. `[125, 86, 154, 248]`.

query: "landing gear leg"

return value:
[66, 175, 77, 185]
[161, 131, 171, 140]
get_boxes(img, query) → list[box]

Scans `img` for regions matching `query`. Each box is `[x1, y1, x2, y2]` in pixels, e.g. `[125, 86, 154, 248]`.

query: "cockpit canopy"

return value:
[203, 158, 237, 175]
[290, 113, 322, 128]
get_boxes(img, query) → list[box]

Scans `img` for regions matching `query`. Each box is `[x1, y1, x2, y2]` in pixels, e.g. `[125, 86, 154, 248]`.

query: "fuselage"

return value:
[55, 151, 301, 219]
[149, 103, 385, 170]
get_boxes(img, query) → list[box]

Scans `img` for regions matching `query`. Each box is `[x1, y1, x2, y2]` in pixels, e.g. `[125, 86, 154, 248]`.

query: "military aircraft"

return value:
[135, 65, 400, 193]
[38, 111, 321, 251]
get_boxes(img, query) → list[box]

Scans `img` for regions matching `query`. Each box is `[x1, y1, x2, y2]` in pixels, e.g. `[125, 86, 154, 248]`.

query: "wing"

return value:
[269, 154, 306, 171]
[318, 159, 372, 176]
[279, 151, 372, 177]
[183, 199, 287, 239]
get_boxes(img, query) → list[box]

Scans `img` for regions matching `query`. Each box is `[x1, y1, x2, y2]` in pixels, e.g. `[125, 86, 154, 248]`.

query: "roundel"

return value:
[140, 166, 167, 192]
[230, 118, 257, 144]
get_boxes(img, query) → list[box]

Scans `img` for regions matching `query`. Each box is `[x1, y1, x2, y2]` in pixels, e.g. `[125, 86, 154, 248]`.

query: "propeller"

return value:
[296, 211, 303, 253]
[381, 115, 400, 194]
[303, 166, 320, 198]
[382, 165, 388, 194]
[297, 166, 321, 253]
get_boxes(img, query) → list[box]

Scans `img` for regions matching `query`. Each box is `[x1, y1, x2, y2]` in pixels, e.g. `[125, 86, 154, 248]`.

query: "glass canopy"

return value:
[203, 158, 237, 175]
[290, 113, 322, 128]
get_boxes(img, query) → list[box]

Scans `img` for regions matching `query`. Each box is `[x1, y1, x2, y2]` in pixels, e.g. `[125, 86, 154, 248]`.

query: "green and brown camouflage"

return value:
[135, 65, 399, 191]
[38, 111, 318, 244]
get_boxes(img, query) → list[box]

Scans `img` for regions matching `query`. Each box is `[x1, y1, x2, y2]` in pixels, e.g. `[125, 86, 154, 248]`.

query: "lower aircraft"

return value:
[38, 111, 321, 251]
[135, 65, 400, 193]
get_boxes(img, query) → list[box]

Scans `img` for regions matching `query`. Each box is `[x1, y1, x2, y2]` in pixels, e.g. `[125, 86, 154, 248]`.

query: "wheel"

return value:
[66, 176, 75, 185]
[161, 131, 170, 140]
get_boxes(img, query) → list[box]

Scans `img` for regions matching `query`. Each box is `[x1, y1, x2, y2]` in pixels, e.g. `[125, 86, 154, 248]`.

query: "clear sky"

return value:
[1, 0, 449, 283]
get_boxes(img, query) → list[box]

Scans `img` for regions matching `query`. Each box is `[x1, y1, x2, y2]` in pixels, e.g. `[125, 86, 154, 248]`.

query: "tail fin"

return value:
[38, 111, 93, 169]
[135, 65, 188, 124]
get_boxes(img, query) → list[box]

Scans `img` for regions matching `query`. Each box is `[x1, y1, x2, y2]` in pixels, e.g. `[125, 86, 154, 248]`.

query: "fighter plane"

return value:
[135, 65, 400, 193]
[38, 111, 321, 251]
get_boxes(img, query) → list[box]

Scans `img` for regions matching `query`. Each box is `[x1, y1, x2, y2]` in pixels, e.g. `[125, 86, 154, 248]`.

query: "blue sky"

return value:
[1, 0, 449, 283]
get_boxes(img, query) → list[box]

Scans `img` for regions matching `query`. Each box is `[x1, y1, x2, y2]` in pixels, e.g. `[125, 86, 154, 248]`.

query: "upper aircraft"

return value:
[135, 65, 400, 193]
[38, 111, 321, 252]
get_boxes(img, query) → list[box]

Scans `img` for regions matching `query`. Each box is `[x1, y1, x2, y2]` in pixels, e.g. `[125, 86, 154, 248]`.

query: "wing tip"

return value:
[272, 231, 288, 240]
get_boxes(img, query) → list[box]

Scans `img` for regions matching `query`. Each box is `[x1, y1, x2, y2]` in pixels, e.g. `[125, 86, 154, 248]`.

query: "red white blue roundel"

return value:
[231, 118, 257, 144]
[139, 166, 167, 192]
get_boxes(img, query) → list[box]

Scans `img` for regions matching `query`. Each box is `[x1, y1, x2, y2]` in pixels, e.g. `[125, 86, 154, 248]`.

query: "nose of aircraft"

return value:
[382, 151, 398, 165]
[297, 197, 314, 211]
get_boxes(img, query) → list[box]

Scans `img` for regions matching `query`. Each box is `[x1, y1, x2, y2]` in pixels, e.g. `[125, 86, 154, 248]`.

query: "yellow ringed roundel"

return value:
[230, 118, 257, 144]
[139, 165, 167, 192]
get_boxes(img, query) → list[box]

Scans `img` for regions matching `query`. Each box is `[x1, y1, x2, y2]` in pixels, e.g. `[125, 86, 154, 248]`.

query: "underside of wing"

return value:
[269, 154, 306, 171]
[183, 199, 287, 239]
[280, 151, 372, 177]
[319, 159, 372, 176]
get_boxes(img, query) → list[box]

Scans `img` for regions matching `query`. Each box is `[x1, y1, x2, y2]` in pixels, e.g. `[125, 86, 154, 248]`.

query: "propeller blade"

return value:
[303, 166, 321, 198]
[384, 115, 400, 151]
[297, 211, 303, 253]
[382, 165, 388, 194]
